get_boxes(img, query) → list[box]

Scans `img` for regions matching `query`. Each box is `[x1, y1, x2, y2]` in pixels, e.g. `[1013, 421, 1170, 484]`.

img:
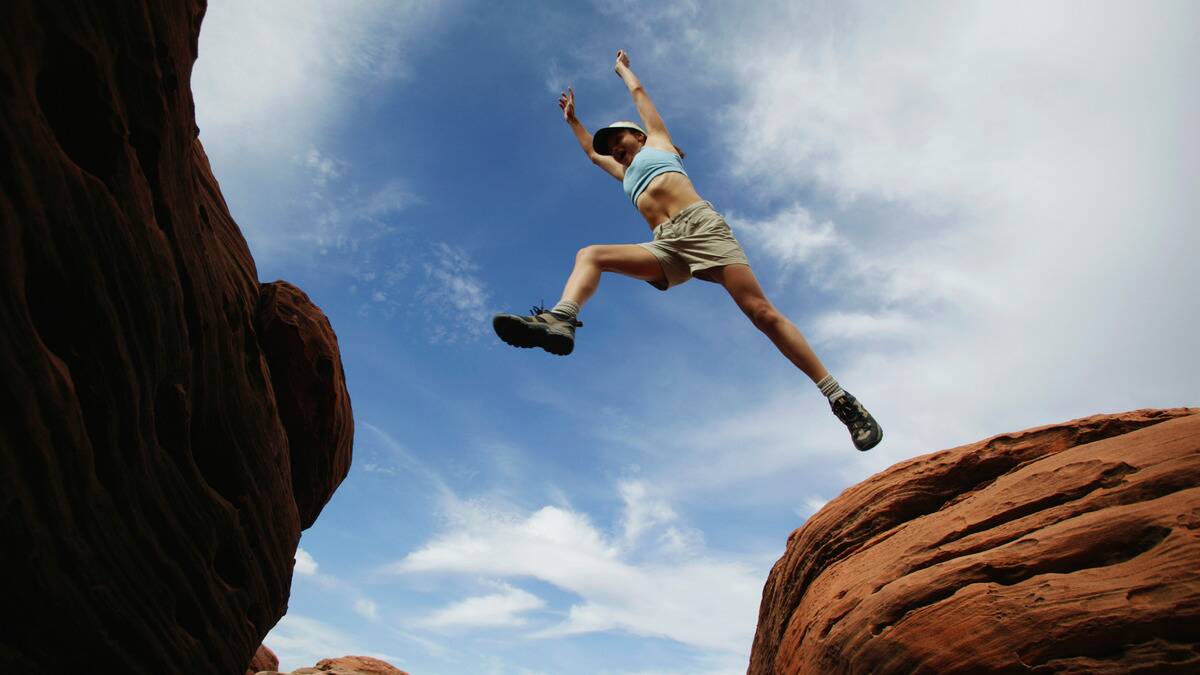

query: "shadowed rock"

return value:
[1, 1, 352, 672]
[748, 408, 1200, 674]
[257, 281, 353, 529]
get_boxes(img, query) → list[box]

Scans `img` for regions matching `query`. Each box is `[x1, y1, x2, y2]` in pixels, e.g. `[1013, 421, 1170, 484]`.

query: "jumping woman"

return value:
[493, 50, 882, 451]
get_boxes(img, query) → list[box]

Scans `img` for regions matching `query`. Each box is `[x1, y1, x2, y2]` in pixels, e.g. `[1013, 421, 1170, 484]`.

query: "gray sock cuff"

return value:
[551, 301, 580, 320]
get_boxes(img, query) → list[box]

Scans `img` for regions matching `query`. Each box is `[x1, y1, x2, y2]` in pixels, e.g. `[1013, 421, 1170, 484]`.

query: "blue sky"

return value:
[192, 2, 1199, 673]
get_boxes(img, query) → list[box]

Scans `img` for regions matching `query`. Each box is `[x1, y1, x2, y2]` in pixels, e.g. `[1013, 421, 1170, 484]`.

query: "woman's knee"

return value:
[576, 245, 601, 266]
[745, 300, 783, 332]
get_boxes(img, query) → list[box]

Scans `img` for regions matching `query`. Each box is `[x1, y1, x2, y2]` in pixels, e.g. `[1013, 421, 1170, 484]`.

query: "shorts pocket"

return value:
[695, 212, 731, 236]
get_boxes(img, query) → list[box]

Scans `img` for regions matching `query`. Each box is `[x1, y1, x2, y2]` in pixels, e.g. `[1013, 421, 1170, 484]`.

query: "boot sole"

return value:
[493, 314, 573, 356]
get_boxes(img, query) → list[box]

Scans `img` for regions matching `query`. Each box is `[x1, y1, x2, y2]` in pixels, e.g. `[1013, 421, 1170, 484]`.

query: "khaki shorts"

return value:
[637, 200, 751, 291]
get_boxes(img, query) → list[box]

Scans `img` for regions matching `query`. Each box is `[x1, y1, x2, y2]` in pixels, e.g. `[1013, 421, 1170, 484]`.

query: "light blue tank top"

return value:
[622, 147, 687, 206]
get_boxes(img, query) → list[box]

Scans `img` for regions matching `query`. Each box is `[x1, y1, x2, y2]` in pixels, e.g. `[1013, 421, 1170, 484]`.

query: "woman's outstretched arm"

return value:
[613, 50, 673, 146]
[559, 87, 624, 181]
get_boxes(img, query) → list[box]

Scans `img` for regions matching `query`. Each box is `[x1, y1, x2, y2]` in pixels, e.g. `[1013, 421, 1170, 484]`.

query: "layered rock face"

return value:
[1, 2, 352, 672]
[749, 408, 1200, 674]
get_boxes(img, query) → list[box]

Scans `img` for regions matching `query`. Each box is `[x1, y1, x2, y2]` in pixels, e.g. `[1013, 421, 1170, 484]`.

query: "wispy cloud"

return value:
[389, 482, 761, 654]
[288, 547, 386, 626]
[294, 548, 319, 576]
[355, 598, 380, 620]
[794, 496, 829, 520]
[357, 420, 454, 498]
[194, 0, 445, 162]
[588, 0, 1200, 498]
[416, 242, 494, 344]
[265, 615, 402, 672]
[193, 0, 444, 265]
[304, 148, 348, 188]
[420, 583, 547, 629]
[618, 480, 688, 552]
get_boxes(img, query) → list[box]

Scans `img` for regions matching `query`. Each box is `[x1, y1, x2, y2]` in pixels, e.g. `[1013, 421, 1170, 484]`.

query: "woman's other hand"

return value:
[558, 87, 576, 122]
[614, 49, 631, 74]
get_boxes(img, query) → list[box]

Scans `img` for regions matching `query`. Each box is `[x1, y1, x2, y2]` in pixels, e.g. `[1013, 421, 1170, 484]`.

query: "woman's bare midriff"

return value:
[635, 172, 705, 229]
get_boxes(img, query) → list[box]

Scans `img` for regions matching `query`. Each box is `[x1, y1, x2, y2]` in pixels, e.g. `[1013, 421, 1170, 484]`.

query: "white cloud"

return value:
[421, 583, 547, 629]
[265, 615, 401, 672]
[617, 480, 679, 550]
[586, 0, 1200, 499]
[355, 598, 380, 620]
[194, 0, 442, 163]
[417, 243, 494, 343]
[294, 548, 318, 576]
[794, 496, 828, 520]
[731, 204, 847, 275]
[304, 148, 347, 188]
[809, 310, 920, 345]
[290, 548, 347, 591]
[290, 534, 390, 626]
[390, 488, 761, 654]
[192, 1, 437, 264]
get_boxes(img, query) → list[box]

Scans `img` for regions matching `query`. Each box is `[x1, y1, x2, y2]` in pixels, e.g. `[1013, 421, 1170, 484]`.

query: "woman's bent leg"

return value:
[560, 244, 666, 308]
[704, 263, 830, 383]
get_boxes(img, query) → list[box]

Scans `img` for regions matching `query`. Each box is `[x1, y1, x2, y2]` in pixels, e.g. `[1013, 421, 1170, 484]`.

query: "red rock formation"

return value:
[247, 644, 281, 675]
[748, 408, 1200, 674]
[0, 1, 352, 672]
[256, 655, 410, 675]
[258, 281, 353, 529]
[311, 655, 410, 674]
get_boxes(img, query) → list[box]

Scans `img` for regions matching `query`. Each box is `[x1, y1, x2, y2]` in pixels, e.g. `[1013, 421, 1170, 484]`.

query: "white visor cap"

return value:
[592, 121, 647, 156]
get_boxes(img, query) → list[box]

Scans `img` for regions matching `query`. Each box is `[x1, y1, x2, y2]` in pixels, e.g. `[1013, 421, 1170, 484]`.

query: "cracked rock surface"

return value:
[749, 408, 1200, 674]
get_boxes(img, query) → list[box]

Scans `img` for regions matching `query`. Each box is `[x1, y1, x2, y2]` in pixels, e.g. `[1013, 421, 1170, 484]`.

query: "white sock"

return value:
[817, 374, 846, 402]
[550, 300, 580, 321]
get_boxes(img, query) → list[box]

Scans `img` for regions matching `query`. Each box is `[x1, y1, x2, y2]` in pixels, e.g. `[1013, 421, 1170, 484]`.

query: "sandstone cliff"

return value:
[1, 1, 352, 672]
[749, 408, 1200, 674]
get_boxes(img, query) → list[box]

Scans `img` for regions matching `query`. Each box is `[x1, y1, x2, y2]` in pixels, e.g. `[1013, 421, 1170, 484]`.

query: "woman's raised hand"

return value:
[558, 87, 576, 122]
[614, 49, 631, 74]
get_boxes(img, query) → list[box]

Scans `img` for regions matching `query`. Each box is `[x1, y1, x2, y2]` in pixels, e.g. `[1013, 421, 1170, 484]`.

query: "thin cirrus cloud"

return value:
[416, 242, 495, 344]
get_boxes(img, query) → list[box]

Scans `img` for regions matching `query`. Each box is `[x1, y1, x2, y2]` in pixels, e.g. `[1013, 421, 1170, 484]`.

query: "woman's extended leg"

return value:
[700, 263, 829, 383]
[558, 244, 665, 308]
[703, 262, 882, 450]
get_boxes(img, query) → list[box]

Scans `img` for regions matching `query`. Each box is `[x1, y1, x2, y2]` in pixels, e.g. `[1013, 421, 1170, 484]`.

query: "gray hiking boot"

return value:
[492, 304, 582, 356]
[830, 392, 882, 451]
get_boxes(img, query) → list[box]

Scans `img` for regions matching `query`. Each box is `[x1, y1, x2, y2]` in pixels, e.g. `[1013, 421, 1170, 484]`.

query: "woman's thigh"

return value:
[584, 244, 667, 283]
[699, 263, 770, 310]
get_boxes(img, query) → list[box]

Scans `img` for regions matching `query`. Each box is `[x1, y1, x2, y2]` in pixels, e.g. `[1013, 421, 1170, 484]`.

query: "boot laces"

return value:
[833, 397, 870, 434]
[528, 301, 581, 327]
